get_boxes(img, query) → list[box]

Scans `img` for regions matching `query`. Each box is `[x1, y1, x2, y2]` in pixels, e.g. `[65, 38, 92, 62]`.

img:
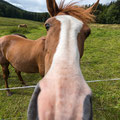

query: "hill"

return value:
[0, 0, 120, 24]
[0, 0, 49, 22]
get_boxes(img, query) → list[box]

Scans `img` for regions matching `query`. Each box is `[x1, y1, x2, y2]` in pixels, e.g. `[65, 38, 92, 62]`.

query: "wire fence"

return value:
[0, 66, 120, 120]
[0, 78, 120, 91]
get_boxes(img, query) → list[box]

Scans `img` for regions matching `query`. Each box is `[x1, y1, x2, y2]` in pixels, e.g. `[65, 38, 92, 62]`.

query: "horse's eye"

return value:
[45, 23, 50, 31]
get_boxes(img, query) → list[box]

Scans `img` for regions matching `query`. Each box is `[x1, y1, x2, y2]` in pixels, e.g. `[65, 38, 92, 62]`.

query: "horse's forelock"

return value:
[58, 1, 95, 23]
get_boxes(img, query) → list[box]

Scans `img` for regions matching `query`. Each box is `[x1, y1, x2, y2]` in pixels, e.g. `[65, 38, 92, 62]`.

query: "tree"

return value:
[106, 0, 120, 24]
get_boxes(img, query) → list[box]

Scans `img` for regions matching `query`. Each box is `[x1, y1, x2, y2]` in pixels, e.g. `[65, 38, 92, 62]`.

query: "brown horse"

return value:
[18, 24, 27, 28]
[28, 0, 99, 120]
[0, 34, 45, 96]
[0, 34, 27, 95]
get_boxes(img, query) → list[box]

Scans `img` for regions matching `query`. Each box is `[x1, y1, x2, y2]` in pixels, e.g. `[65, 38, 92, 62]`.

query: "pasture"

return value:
[0, 17, 120, 120]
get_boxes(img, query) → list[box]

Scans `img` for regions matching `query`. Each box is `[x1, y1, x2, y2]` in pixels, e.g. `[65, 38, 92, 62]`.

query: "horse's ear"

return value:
[85, 0, 99, 14]
[46, 0, 59, 16]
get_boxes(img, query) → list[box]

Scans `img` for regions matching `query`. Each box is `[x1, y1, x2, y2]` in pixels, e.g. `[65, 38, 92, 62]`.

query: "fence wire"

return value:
[0, 78, 120, 91]
[0, 66, 120, 120]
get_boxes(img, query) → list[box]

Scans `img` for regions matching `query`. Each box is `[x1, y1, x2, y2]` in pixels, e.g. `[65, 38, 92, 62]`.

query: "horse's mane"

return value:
[58, 0, 95, 23]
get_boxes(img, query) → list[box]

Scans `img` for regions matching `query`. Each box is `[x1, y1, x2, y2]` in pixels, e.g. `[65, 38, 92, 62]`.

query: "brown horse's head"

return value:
[45, 0, 99, 73]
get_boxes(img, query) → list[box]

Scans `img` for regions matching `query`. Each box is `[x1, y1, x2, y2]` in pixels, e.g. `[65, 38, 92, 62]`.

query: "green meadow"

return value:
[0, 17, 120, 120]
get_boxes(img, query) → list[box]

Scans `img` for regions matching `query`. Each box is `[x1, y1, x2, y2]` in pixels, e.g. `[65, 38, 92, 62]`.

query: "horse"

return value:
[0, 35, 45, 96]
[18, 24, 27, 28]
[0, 33, 27, 95]
[28, 0, 99, 120]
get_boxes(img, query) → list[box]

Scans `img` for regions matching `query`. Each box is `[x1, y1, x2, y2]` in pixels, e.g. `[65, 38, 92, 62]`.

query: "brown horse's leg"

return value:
[15, 69, 26, 86]
[1, 64, 11, 96]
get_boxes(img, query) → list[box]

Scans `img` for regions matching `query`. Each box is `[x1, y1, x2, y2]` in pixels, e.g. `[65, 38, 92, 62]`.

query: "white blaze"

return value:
[49, 15, 83, 73]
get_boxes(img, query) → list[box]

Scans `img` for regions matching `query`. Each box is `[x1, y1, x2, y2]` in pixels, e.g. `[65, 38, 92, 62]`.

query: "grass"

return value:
[81, 24, 120, 120]
[0, 17, 120, 120]
[0, 17, 46, 39]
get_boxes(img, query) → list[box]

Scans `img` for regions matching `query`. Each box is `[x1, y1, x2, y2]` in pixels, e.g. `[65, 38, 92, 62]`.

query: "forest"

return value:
[0, 0, 119, 24]
[0, 0, 50, 22]
[94, 0, 120, 24]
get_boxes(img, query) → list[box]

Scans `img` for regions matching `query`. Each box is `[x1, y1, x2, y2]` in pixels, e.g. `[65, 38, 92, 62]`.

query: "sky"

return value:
[4, 0, 117, 12]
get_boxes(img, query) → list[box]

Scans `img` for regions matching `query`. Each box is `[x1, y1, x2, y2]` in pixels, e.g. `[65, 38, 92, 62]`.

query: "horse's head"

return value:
[45, 0, 99, 73]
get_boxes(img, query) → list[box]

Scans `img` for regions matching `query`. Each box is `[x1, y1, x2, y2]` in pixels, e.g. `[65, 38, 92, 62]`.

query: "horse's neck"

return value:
[49, 15, 83, 75]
